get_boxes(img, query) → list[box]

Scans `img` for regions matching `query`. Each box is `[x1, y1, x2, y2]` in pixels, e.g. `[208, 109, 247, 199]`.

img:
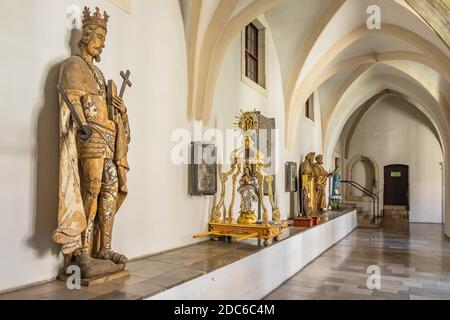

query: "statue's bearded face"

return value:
[316, 155, 323, 164]
[86, 27, 106, 62]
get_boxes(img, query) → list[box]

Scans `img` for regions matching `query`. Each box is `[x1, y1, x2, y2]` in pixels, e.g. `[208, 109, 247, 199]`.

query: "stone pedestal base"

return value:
[58, 270, 130, 287]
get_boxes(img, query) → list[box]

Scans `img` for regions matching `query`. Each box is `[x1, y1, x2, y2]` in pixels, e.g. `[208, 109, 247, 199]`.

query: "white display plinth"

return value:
[149, 210, 357, 300]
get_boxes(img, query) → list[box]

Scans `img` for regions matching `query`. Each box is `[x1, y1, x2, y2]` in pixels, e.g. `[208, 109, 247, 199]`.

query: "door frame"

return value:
[383, 164, 410, 210]
[346, 155, 379, 201]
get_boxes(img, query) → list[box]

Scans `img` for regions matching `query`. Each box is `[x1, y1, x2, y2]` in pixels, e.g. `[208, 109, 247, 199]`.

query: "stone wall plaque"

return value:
[285, 162, 298, 192]
[188, 142, 217, 196]
[255, 112, 276, 195]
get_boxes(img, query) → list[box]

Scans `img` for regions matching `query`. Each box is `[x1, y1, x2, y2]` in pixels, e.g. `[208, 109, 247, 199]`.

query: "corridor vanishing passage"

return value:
[265, 219, 450, 300]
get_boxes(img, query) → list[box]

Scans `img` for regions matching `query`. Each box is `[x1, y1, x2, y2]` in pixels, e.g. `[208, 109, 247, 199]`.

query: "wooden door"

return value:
[384, 165, 409, 208]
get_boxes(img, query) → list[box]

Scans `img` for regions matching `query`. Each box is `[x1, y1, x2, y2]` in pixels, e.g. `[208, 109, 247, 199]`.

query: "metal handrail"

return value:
[342, 180, 379, 200]
[341, 180, 380, 218]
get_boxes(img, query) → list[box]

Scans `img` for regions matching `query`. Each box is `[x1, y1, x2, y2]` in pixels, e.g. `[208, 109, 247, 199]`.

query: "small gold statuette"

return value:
[194, 110, 286, 246]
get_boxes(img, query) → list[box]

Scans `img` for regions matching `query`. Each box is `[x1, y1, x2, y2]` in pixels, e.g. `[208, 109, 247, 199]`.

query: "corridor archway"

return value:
[346, 155, 379, 201]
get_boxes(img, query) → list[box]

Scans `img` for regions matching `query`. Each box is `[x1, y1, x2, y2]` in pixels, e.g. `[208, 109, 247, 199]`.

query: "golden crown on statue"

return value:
[82, 6, 109, 30]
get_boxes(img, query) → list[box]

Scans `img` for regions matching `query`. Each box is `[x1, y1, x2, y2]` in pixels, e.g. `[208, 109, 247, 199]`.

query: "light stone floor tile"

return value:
[402, 280, 424, 288]
[410, 294, 449, 300]
[264, 219, 450, 300]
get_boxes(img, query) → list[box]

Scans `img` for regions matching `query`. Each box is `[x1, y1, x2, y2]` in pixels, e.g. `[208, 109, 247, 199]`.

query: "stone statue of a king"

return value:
[52, 7, 131, 279]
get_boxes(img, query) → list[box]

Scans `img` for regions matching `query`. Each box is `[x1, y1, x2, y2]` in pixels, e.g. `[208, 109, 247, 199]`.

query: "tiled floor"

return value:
[265, 217, 450, 300]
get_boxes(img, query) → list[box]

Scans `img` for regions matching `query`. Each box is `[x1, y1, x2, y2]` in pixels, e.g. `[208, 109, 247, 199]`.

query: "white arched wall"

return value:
[291, 24, 449, 98]
[294, 0, 450, 88]
[286, 24, 450, 148]
[343, 90, 444, 159]
[324, 72, 449, 230]
[190, 0, 450, 128]
[346, 155, 380, 199]
[321, 53, 450, 131]
[324, 72, 449, 167]
[281, 0, 345, 111]
[346, 97, 444, 223]
[323, 56, 450, 150]
[350, 161, 375, 197]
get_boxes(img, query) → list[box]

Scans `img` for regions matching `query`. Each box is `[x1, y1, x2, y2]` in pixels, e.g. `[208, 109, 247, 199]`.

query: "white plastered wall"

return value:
[346, 96, 444, 223]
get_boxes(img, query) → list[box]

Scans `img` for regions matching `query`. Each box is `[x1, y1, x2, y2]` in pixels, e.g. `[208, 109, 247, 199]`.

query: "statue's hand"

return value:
[113, 96, 127, 114]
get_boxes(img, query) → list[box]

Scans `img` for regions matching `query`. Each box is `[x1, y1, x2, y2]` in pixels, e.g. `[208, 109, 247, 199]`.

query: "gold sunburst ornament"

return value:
[234, 109, 259, 134]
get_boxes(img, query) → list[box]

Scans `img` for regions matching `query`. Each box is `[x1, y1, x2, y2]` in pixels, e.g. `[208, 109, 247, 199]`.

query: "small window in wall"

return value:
[305, 94, 314, 122]
[241, 17, 267, 94]
[245, 23, 259, 83]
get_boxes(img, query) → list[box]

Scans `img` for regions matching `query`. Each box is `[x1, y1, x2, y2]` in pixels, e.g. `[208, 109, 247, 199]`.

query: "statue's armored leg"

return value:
[80, 158, 104, 254]
[73, 158, 123, 278]
[97, 160, 128, 265]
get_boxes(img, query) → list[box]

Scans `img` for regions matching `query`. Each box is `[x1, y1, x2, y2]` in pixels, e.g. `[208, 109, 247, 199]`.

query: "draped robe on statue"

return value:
[52, 56, 129, 255]
[300, 153, 315, 216]
[312, 163, 329, 211]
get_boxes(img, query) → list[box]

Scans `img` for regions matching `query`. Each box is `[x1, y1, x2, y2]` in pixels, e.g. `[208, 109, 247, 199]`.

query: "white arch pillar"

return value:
[445, 160, 450, 237]
[440, 162, 445, 222]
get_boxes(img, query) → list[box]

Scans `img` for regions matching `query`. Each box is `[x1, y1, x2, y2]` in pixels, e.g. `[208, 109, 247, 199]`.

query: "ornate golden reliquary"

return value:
[194, 110, 287, 246]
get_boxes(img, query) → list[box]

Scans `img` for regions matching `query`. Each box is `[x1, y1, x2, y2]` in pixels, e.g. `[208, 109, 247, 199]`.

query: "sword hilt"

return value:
[57, 84, 92, 140]
[77, 125, 92, 141]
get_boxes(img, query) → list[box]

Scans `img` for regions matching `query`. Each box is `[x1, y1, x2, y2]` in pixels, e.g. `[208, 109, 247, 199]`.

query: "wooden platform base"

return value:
[312, 216, 321, 225]
[58, 270, 130, 287]
[194, 221, 287, 246]
[293, 216, 321, 228]
[293, 217, 313, 228]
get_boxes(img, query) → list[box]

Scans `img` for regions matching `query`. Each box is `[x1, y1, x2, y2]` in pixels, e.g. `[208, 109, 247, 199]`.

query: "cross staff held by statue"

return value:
[115, 70, 132, 116]
[119, 70, 132, 98]
[108, 69, 132, 118]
